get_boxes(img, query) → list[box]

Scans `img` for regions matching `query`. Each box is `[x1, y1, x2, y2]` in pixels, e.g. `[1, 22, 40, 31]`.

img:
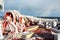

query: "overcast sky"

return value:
[1, 0, 60, 17]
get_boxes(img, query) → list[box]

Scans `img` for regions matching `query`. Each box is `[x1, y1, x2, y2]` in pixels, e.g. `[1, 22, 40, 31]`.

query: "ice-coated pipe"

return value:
[4, 10, 16, 23]
[51, 28, 60, 33]
[10, 22, 18, 34]
[0, 24, 4, 39]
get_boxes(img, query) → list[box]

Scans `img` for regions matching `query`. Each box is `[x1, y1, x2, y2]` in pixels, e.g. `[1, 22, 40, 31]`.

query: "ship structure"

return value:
[0, 10, 59, 40]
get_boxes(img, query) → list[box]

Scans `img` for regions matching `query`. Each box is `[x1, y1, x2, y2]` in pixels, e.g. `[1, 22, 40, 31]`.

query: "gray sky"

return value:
[1, 0, 60, 17]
